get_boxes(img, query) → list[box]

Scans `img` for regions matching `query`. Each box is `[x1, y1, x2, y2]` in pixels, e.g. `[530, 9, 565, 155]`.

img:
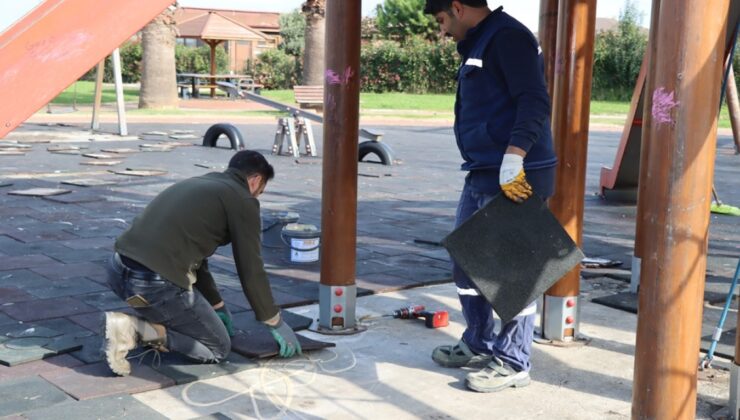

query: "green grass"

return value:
[51, 81, 139, 104]
[49, 82, 734, 128]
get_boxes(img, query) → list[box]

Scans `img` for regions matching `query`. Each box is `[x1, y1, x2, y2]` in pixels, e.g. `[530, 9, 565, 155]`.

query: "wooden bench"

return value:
[293, 85, 324, 110]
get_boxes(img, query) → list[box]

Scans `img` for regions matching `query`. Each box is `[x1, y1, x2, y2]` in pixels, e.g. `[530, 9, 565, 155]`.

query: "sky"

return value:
[1, 1, 653, 34]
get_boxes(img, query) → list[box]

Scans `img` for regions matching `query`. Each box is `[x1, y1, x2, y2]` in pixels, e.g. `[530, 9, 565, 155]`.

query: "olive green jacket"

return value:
[115, 168, 278, 322]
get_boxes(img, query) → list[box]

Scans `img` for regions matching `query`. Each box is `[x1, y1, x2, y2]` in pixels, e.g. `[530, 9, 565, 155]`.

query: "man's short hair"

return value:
[424, 0, 488, 15]
[228, 150, 275, 181]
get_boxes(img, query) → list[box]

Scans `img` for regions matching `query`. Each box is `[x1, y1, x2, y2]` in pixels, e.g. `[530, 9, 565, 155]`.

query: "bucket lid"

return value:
[282, 223, 321, 237]
[265, 211, 300, 222]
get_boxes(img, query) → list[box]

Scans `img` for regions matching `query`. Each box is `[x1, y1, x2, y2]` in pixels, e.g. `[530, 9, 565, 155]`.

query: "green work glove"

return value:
[215, 306, 235, 337]
[269, 320, 302, 358]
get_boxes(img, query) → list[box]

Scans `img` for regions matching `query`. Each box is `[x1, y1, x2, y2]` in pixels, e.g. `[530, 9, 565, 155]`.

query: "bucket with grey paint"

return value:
[281, 223, 320, 264]
[261, 211, 300, 248]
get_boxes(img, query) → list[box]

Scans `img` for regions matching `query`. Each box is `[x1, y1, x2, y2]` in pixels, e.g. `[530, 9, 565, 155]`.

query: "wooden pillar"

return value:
[542, 0, 596, 341]
[318, 0, 361, 331]
[538, 0, 559, 100]
[632, 1, 730, 418]
[91, 60, 105, 131]
[726, 65, 740, 153]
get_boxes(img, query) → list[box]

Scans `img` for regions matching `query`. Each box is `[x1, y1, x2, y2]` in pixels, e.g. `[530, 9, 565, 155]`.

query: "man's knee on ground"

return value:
[210, 336, 231, 363]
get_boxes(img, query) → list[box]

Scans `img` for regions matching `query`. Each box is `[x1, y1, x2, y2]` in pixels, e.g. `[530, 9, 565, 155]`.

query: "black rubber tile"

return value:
[231, 331, 334, 359]
[442, 194, 584, 323]
[591, 291, 638, 314]
[231, 310, 313, 334]
[152, 351, 256, 385]
[0, 376, 73, 417]
[0, 296, 98, 322]
[22, 394, 168, 420]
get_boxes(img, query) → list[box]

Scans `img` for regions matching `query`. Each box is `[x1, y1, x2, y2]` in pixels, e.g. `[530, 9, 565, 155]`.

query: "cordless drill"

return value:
[390, 305, 449, 328]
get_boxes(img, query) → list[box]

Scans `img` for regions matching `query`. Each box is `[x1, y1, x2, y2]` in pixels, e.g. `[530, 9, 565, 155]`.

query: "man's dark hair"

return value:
[228, 150, 275, 181]
[424, 0, 487, 15]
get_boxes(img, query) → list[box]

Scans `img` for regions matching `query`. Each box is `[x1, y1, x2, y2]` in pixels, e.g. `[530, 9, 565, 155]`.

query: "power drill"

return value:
[390, 305, 449, 329]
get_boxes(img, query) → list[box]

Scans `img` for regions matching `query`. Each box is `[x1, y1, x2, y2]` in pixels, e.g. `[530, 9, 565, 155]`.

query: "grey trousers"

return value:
[106, 254, 230, 363]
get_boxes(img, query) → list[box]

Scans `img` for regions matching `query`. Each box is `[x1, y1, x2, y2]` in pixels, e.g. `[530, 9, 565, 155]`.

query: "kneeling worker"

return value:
[103, 150, 301, 376]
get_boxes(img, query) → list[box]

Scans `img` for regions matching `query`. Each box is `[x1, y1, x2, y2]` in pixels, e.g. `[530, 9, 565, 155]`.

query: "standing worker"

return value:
[424, 0, 557, 392]
[103, 150, 302, 376]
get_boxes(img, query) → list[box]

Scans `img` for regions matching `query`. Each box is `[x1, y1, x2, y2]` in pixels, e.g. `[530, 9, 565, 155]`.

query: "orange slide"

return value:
[0, 0, 174, 138]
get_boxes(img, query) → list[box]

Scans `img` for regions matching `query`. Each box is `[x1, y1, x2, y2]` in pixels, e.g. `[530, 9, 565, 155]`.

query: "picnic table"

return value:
[177, 73, 263, 98]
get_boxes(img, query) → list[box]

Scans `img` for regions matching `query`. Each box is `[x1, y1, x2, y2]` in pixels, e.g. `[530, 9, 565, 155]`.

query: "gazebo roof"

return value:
[176, 11, 268, 41]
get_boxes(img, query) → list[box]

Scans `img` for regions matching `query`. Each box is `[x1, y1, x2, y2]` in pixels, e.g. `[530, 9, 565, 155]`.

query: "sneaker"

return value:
[103, 312, 139, 376]
[466, 356, 531, 392]
[431, 339, 492, 368]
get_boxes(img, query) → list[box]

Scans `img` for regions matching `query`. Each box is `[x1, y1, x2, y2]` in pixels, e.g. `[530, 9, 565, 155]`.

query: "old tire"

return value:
[358, 141, 394, 166]
[202, 123, 245, 150]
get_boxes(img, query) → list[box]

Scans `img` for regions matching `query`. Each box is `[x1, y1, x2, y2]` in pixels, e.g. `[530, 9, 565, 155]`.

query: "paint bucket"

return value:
[281, 223, 320, 264]
[261, 211, 300, 248]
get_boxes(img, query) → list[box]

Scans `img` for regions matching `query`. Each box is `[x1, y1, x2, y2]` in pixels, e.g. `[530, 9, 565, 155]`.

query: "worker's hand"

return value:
[269, 320, 302, 358]
[499, 153, 533, 203]
[215, 305, 235, 337]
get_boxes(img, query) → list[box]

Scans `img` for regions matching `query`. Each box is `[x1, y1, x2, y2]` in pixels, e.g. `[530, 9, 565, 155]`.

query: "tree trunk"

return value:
[139, 6, 178, 109]
[302, 0, 326, 86]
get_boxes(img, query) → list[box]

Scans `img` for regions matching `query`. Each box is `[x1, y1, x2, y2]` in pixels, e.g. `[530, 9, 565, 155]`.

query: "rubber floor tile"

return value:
[231, 311, 313, 334]
[78, 291, 128, 311]
[442, 194, 584, 324]
[22, 394, 167, 420]
[43, 193, 107, 204]
[26, 278, 107, 299]
[0, 354, 84, 381]
[0, 255, 59, 271]
[40, 361, 175, 400]
[231, 331, 334, 359]
[0, 296, 98, 322]
[0, 287, 34, 304]
[31, 261, 107, 280]
[0, 270, 54, 289]
[152, 351, 256, 385]
[0, 376, 73, 417]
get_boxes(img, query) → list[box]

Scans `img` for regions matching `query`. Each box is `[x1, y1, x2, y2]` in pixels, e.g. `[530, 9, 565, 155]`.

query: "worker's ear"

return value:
[247, 175, 265, 197]
[450, 1, 464, 19]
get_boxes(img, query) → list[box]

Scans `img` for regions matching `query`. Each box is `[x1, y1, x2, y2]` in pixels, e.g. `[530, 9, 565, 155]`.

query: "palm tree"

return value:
[139, 5, 178, 109]
[302, 0, 326, 86]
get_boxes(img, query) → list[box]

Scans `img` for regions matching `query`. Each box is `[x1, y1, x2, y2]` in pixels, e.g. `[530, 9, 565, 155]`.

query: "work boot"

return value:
[431, 339, 492, 368]
[465, 356, 530, 393]
[103, 312, 166, 376]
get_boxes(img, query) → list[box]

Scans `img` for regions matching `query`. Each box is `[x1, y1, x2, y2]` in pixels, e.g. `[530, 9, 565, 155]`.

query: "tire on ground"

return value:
[358, 140, 394, 166]
[202, 123, 245, 150]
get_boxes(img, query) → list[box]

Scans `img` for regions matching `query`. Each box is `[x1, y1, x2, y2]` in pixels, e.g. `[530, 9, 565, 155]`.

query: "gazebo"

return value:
[176, 10, 268, 97]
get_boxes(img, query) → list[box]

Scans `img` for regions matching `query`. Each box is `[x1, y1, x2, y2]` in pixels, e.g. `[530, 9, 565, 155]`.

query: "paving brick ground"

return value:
[0, 120, 737, 416]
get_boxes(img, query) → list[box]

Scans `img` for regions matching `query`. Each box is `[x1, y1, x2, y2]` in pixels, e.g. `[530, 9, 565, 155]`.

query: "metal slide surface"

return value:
[0, 0, 174, 138]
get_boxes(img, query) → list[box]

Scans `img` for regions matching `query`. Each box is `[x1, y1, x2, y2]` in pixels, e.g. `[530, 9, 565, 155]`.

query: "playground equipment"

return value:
[0, 0, 174, 139]
[216, 82, 396, 165]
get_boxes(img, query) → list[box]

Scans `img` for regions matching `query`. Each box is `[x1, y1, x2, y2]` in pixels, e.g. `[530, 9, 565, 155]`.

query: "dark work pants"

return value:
[106, 254, 230, 363]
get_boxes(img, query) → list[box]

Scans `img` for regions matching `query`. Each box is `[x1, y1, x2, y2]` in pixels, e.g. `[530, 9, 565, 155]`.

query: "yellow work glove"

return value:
[499, 153, 533, 203]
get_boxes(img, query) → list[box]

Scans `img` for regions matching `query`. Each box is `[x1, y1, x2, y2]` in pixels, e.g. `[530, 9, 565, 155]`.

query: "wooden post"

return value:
[538, 0, 559, 100]
[632, 1, 730, 417]
[317, 0, 361, 332]
[91, 60, 105, 131]
[542, 0, 597, 341]
[726, 64, 740, 153]
[111, 48, 127, 136]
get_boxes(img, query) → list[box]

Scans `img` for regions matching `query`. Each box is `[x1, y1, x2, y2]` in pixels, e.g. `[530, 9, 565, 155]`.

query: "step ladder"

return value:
[272, 116, 317, 158]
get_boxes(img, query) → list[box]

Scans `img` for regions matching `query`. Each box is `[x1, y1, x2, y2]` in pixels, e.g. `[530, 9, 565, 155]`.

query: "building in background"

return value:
[174, 7, 280, 73]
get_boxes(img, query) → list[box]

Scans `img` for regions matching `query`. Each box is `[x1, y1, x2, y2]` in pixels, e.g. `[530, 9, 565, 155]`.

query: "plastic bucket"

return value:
[281, 223, 321, 264]
[262, 211, 299, 248]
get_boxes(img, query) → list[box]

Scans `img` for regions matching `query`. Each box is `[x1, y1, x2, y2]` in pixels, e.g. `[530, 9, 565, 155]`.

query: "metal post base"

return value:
[542, 295, 579, 341]
[316, 284, 365, 335]
[630, 255, 641, 293]
[731, 363, 740, 419]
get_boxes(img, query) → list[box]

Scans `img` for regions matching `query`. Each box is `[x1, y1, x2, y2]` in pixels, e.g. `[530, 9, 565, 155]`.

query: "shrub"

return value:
[253, 49, 301, 89]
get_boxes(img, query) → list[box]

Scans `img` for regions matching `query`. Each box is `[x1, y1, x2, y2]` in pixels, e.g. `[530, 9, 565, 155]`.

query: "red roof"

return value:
[175, 7, 280, 33]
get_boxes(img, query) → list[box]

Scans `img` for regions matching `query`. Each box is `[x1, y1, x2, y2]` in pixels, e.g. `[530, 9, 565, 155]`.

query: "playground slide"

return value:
[0, 0, 174, 138]
[600, 2, 740, 202]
